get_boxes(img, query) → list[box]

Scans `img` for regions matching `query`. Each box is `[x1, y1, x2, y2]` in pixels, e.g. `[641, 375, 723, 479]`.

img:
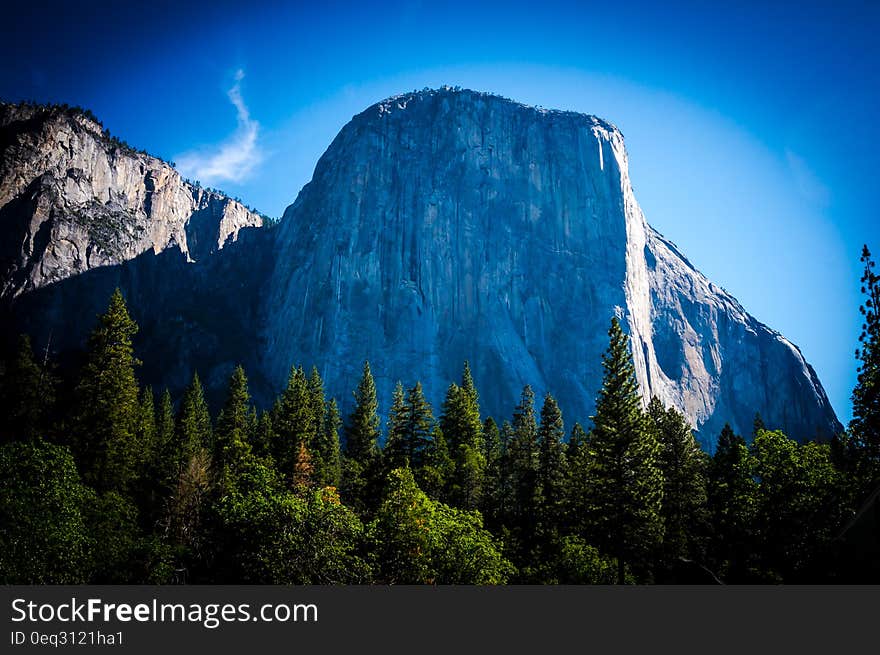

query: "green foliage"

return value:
[368, 468, 513, 584]
[0, 440, 92, 583]
[0, 334, 56, 443]
[340, 362, 382, 515]
[2, 255, 875, 584]
[441, 363, 487, 510]
[208, 459, 369, 583]
[72, 288, 141, 493]
[177, 373, 212, 462]
[585, 317, 663, 583]
[506, 385, 539, 557]
[344, 361, 380, 462]
[272, 366, 316, 486]
[706, 424, 758, 581]
[555, 535, 619, 584]
[750, 429, 843, 581]
[850, 245, 880, 492]
[647, 397, 709, 576]
[315, 398, 342, 488]
[213, 365, 256, 492]
[537, 393, 567, 533]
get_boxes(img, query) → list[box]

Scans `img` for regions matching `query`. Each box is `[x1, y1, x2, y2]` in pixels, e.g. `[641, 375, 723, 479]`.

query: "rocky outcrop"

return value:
[0, 91, 842, 448]
[0, 102, 263, 299]
[261, 88, 841, 447]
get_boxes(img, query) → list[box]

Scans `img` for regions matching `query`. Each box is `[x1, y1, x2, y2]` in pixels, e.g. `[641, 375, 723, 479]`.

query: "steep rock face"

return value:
[0, 102, 263, 299]
[263, 88, 841, 446]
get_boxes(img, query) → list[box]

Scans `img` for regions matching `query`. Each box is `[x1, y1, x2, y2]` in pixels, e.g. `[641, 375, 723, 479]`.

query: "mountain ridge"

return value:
[0, 90, 843, 448]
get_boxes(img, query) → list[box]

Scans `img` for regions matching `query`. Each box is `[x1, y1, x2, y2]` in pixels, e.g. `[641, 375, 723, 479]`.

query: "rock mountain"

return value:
[0, 90, 842, 448]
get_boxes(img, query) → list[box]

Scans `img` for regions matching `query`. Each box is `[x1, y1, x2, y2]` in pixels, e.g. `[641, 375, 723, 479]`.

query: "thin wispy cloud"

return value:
[176, 70, 262, 185]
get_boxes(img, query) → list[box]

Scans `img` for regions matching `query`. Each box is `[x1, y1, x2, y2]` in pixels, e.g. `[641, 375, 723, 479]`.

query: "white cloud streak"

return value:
[176, 70, 262, 185]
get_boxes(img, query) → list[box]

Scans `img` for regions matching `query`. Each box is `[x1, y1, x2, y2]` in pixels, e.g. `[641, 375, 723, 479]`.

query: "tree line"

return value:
[1, 247, 878, 584]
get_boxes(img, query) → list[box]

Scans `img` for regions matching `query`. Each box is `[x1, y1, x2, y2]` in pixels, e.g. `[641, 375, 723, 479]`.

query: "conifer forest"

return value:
[1, 246, 878, 585]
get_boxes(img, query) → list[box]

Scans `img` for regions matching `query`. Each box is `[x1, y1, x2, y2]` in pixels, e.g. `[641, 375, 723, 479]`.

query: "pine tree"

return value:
[707, 423, 757, 581]
[156, 389, 175, 452]
[0, 334, 56, 443]
[213, 365, 254, 490]
[402, 382, 435, 471]
[252, 411, 275, 460]
[440, 363, 486, 510]
[851, 244, 880, 492]
[418, 425, 454, 501]
[537, 393, 567, 534]
[137, 386, 157, 464]
[647, 397, 708, 578]
[507, 385, 540, 557]
[481, 416, 504, 524]
[587, 317, 663, 583]
[341, 361, 381, 515]
[566, 422, 590, 534]
[315, 398, 342, 488]
[307, 367, 329, 481]
[72, 288, 142, 493]
[384, 381, 409, 470]
[273, 366, 315, 486]
[344, 361, 380, 462]
[753, 413, 766, 437]
[177, 373, 212, 460]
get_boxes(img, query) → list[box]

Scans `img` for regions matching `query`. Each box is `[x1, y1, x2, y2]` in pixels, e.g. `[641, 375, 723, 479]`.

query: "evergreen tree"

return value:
[418, 425, 454, 501]
[177, 373, 212, 460]
[568, 422, 587, 458]
[273, 366, 315, 486]
[341, 361, 381, 515]
[72, 288, 142, 493]
[440, 363, 486, 510]
[344, 361, 380, 462]
[565, 422, 591, 535]
[402, 381, 436, 471]
[851, 244, 880, 493]
[481, 417, 504, 524]
[647, 397, 708, 579]
[0, 334, 56, 443]
[156, 389, 175, 457]
[136, 386, 157, 471]
[384, 381, 409, 470]
[507, 385, 540, 561]
[252, 411, 275, 460]
[314, 398, 342, 488]
[213, 365, 254, 491]
[707, 423, 757, 581]
[307, 367, 329, 480]
[537, 393, 567, 533]
[586, 317, 663, 583]
[753, 413, 766, 437]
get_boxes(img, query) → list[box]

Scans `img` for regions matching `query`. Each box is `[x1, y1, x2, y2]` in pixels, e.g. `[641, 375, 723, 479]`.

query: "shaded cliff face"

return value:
[0, 102, 270, 403]
[0, 102, 263, 299]
[263, 88, 841, 446]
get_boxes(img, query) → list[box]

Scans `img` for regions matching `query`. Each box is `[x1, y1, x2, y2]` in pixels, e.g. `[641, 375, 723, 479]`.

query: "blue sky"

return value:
[2, 0, 878, 425]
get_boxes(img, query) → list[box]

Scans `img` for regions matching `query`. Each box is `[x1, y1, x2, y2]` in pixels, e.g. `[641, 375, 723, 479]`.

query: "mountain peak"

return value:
[357, 86, 621, 134]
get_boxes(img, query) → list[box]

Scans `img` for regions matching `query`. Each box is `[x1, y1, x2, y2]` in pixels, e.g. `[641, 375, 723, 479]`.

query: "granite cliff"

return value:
[0, 102, 263, 299]
[261, 88, 841, 446]
[0, 90, 842, 448]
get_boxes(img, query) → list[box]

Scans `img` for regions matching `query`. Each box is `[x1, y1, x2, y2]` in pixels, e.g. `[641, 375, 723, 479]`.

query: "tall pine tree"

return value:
[341, 361, 381, 515]
[586, 317, 663, 583]
[213, 365, 254, 491]
[851, 244, 880, 493]
[647, 397, 708, 578]
[72, 288, 142, 493]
